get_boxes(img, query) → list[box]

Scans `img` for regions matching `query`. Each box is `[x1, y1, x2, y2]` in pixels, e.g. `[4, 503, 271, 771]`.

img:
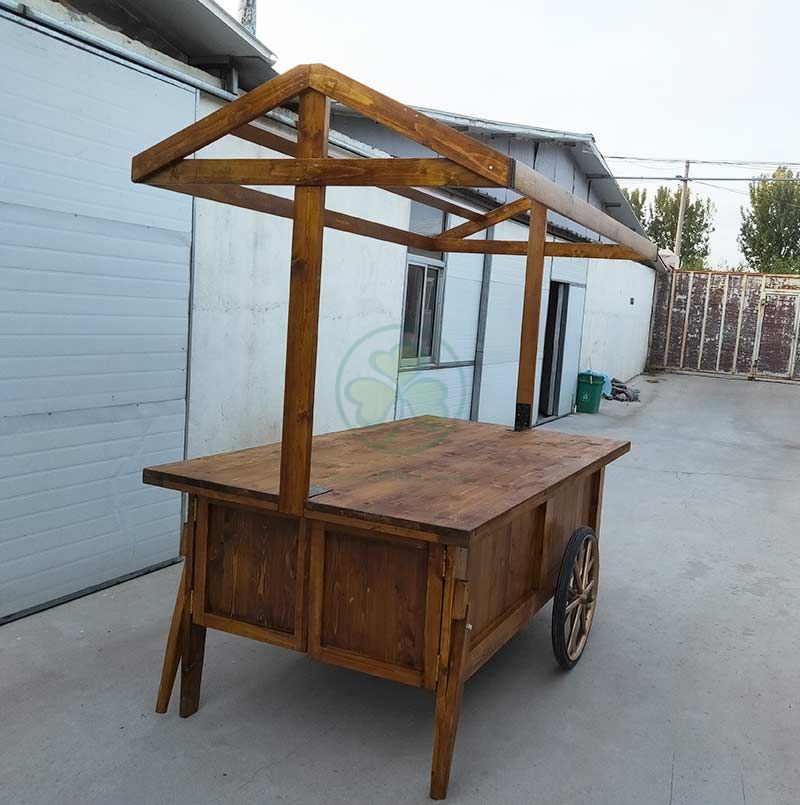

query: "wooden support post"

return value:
[430, 551, 470, 800]
[155, 562, 187, 714]
[514, 201, 547, 430]
[179, 497, 207, 718]
[156, 503, 195, 715]
[279, 90, 330, 516]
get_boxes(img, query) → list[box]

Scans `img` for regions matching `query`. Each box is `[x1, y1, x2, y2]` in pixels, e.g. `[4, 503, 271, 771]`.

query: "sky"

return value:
[220, 0, 799, 266]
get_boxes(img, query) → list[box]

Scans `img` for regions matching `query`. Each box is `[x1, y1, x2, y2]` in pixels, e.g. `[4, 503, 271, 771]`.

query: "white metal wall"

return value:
[187, 94, 410, 458]
[580, 260, 656, 381]
[0, 18, 194, 618]
[478, 220, 552, 426]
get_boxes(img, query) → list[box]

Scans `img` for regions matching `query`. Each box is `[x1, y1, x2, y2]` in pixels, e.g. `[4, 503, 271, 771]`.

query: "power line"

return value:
[606, 156, 800, 166]
[598, 176, 800, 182]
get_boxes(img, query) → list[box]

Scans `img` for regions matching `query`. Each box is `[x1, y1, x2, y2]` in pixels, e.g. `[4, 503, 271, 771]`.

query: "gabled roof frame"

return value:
[132, 63, 658, 515]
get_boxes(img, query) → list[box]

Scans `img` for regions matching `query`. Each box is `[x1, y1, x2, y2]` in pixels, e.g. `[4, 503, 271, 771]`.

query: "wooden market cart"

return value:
[132, 64, 655, 799]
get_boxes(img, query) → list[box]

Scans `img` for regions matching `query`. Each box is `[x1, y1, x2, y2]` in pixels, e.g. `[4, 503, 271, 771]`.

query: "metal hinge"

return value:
[441, 552, 447, 579]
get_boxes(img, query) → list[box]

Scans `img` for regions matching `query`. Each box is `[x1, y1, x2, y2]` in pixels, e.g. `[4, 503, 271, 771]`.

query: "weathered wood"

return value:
[512, 160, 657, 261]
[279, 90, 330, 516]
[179, 621, 206, 718]
[132, 65, 311, 181]
[439, 196, 531, 238]
[153, 182, 434, 251]
[231, 123, 485, 221]
[432, 238, 645, 259]
[145, 417, 629, 543]
[308, 63, 511, 186]
[515, 201, 548, 430]
[430, 559, 470, 801]
[155, 560, 187, 714]
[150, 158, 494, 188]
[179, 497, 206, 718]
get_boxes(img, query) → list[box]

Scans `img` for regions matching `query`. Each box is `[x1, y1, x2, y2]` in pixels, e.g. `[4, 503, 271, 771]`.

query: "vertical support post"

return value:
[279, 89, 330, 515]
[430, 548, 470, 800]
[514, 200, 547, 430]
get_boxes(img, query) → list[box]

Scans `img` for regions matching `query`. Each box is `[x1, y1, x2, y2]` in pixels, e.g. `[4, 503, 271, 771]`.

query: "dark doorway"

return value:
[539, 282, 570, 418]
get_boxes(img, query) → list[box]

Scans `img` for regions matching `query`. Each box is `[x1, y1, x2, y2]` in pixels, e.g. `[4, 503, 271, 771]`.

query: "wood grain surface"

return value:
[144, 416, 628, 543]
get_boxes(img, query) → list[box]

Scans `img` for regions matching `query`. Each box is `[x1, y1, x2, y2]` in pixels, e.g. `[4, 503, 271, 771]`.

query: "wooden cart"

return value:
[132, 64, 652, 799]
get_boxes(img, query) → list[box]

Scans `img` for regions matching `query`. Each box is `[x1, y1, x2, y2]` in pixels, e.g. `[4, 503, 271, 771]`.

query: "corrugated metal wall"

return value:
[0, 18, 194, 619]
[648, 270, 800, 379]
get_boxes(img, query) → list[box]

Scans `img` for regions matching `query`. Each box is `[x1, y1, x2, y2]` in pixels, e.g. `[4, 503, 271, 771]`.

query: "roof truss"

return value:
[131, 63, 658, 516]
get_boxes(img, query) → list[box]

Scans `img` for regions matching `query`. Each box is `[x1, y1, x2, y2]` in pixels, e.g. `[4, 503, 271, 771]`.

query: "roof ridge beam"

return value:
[307, 63, 511, 187]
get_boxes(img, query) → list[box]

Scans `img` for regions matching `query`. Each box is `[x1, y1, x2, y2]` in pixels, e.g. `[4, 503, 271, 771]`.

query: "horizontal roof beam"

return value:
[150, 158, 499, 188]
[433, 238, 645, 260]
[150, 181, 435, 250]
[511, 160, 657, 261]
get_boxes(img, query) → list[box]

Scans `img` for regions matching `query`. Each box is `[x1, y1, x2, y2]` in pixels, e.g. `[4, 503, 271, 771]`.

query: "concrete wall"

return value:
[187, 94, 410, 457]
[579, 260, 656, 381]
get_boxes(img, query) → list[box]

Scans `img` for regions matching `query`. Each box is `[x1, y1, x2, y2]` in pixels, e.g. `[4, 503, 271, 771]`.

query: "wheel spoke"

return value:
[581, 540, 593, 587]
[565, 597, 582, 614]
[572, 562, 583, 593]
[567, 605, 582, 654]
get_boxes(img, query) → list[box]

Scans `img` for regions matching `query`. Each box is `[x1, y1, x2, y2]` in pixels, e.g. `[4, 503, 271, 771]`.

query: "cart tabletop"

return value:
[144, 416, 629, 543]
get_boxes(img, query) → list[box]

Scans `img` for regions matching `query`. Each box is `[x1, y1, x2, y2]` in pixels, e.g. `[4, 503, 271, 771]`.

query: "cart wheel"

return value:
[551, 527, 599, 670]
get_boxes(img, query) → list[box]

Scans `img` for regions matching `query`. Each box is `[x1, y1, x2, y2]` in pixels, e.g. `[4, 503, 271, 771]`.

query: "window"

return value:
[401, 259, 443, 365]
[401, 201, 447, 366]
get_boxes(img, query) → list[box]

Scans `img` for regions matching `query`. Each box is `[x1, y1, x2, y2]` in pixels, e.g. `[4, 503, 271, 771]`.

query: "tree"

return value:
[622, 187, 647, 223]
[739, 167, 800, 274]
[623, 185, 714, 269]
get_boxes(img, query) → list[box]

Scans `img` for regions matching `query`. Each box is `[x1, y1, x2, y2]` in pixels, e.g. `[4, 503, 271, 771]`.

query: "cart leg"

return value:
[430, 580, 470, 800]
[155, 562, 187, 714]
[179, 619, 206, 718]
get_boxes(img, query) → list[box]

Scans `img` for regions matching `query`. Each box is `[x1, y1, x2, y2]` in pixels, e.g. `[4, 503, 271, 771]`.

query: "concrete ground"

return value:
[2, 373, 798, 805]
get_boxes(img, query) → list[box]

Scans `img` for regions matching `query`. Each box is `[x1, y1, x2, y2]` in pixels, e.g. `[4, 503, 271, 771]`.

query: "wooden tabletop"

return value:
[144, 416, 629, 542]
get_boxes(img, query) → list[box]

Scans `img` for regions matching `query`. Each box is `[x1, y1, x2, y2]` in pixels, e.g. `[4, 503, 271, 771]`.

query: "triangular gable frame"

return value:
[130, 63, 658, 515]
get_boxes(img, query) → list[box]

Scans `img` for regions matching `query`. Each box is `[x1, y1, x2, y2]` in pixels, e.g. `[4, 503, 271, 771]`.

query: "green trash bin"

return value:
[576, 372, 604, 414]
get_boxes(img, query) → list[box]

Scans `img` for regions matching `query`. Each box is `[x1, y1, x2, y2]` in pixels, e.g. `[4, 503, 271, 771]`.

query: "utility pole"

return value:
[673, 159, 690, 267]
[238, 0, 256, 35]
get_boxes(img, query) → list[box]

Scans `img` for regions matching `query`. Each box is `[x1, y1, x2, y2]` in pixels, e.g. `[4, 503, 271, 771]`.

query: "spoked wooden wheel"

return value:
[551, 527, 599, 670]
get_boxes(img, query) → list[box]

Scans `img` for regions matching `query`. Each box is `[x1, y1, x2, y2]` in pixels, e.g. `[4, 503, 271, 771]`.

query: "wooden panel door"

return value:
[756, 293, 800, 377]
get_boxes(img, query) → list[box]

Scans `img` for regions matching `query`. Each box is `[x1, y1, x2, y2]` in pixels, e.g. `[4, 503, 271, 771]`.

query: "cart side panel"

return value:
[193, 501, 309, 651]
[464, 468, 602, 679]
[539, 470, 599, 592]
[467, 504, 545, 641]
[308, 523, 440, 688]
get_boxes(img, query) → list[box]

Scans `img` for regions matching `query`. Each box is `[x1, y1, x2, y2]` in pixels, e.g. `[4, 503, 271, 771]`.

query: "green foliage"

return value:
[624, 185, 714, 269]
[622, 187, 647, 223]
[739, 167, 800, 274]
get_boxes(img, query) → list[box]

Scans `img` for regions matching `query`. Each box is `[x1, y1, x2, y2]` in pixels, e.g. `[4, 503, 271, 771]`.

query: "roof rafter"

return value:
[131, 62, 657, 262]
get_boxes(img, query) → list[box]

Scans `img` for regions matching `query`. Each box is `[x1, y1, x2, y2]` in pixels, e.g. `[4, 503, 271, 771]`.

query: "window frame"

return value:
[399, 252, 446, 369]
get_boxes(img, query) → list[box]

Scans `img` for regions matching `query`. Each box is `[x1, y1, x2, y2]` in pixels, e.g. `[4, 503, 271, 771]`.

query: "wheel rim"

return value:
[563, 534, 598, 661]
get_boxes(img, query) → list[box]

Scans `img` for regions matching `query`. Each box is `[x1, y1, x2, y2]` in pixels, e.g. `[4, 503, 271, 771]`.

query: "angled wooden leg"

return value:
[430, 573, 470, 800]
[179, 620, 206, 718]
[155, 561, 187, 714]
[179, 497, 207, 718]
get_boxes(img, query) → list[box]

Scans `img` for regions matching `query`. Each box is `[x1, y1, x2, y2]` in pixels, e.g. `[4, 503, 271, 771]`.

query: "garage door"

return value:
[0, 16, 195, 620]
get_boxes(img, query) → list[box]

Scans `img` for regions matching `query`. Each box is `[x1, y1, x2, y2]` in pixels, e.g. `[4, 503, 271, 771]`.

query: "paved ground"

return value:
[2, 373, 799, 805]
